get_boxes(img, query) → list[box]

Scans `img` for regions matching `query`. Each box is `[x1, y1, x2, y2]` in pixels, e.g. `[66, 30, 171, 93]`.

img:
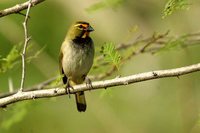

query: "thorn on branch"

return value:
[54, 89, 58, 94]
[31, 94, 36, 99]
[152, 71, 158, 77]
[27, 36, 32, 42]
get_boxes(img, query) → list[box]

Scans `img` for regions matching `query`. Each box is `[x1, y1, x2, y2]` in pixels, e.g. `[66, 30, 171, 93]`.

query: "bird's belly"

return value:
[62, 46, 93, 83]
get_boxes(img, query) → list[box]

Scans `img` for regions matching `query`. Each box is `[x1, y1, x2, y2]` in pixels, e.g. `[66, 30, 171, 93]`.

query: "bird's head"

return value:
[67, 21, 94, 40]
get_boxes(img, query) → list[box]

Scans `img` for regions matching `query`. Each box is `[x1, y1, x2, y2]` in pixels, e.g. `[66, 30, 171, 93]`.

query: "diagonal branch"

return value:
[0, 0, 45, 18]
[0, 62, 200, 107]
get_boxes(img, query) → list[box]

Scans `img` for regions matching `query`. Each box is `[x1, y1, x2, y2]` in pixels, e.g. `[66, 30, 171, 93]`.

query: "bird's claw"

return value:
[65, 85, 74, 98]
[85, 77, 93, 90]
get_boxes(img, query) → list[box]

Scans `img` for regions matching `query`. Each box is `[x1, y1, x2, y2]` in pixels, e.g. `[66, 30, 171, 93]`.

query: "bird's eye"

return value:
[78, 25, 83, 28]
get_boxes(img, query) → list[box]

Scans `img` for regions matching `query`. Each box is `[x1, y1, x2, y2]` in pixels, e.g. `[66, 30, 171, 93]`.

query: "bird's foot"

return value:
[65, 84, 73, 98]
[85, 77, 93, 90]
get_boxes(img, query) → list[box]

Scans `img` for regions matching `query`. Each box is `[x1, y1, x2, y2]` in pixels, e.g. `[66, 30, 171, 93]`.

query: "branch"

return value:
[91, 31, 200, 80]
[19, 0, 32, 92]
[1, 31, 200, 98]
[0, 63, 200, 107]
[0, 0, 45, 18]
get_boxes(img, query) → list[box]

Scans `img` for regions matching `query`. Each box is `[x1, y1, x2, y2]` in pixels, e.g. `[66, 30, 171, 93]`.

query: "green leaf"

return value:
[0, 44, 22, 73]
[162, 0, 190, 19]
[101, 42, 121, 69]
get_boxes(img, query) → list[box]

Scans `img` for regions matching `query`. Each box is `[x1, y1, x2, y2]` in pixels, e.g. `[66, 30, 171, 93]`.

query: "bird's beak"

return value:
[86, 25, 94, 32]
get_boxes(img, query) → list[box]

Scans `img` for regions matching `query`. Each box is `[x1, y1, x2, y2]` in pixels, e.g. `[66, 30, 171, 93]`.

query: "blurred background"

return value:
[0, 0, 200, 133]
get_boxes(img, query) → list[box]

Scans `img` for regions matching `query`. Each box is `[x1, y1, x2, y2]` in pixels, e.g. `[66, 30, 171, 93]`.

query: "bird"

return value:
[59, 21, 95, 112]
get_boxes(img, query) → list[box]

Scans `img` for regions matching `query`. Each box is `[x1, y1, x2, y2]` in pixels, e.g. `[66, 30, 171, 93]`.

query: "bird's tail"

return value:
[75, 91, 86, 112]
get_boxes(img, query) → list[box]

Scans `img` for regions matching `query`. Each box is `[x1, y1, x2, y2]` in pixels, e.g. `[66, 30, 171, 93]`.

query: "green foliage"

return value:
[0, 44, 22, 73]
[0, 44, 44, 73]
[86, 0, 125, 13]
[101, 42, 121, 69]
[162, 0, 190, 18]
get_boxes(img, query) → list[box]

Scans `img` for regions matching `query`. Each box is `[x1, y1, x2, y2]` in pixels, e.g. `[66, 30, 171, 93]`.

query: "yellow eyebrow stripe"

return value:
[74, 23, 88, 28]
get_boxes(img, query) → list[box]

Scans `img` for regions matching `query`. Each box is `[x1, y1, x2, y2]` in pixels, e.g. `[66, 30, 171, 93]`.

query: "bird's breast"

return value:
[61, 40, 94, 83]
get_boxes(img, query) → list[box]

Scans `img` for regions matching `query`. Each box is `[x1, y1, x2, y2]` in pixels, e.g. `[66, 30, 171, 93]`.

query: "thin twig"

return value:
[93, 32, 170, 69]
[0, 0, 45, 18]
[0, 62, 200, 107]
[140, 31, 170, 52]
[93, 31, 200, 70]
[19, 0, 32, 92]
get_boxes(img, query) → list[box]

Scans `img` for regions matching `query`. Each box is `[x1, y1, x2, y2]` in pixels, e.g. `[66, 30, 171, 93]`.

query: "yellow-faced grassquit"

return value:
[59, 21, 94, 112]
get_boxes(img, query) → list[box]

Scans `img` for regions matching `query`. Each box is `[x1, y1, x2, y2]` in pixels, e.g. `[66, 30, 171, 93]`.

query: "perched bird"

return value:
[59, 21, 95, 112]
